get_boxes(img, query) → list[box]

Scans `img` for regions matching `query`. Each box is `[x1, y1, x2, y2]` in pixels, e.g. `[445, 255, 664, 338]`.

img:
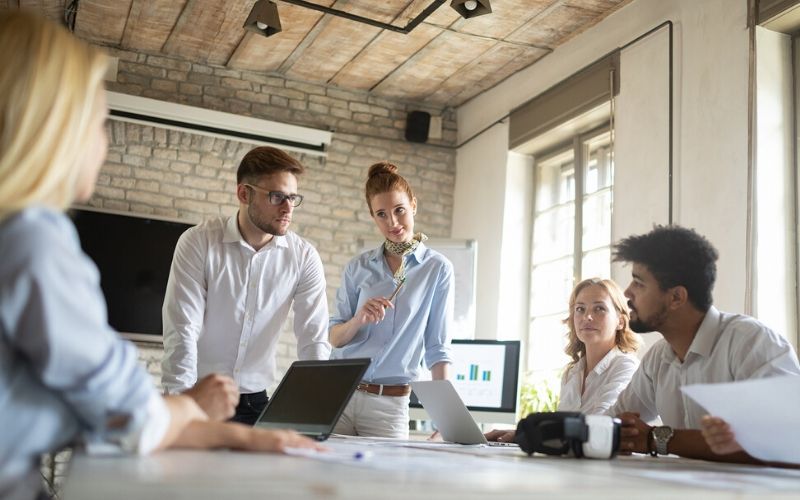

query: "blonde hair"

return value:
[0, 10, 108, 220]
[365, 161, 415, 215]
[564, 278, 640, 367]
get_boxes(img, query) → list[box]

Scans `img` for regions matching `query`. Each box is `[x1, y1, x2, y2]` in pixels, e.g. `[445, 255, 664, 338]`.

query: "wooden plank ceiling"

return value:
[10, 0, 631, 107]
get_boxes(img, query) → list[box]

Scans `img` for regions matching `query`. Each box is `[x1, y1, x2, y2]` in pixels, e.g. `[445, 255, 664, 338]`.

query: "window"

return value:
[527, 126, 614, 381]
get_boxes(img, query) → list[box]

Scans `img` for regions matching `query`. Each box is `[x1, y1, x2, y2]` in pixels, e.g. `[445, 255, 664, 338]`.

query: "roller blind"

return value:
[758, 0, 800, 32]
[760, 0, 799, 23]
[509, 51, 620, 150]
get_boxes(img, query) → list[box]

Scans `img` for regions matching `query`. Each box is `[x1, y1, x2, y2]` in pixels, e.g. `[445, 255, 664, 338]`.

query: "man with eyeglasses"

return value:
[162, 146, 331, 425]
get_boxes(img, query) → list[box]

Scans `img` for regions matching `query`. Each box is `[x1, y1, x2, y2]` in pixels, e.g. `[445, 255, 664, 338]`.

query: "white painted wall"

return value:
[451, 122, 509, 339]
[612, 27, 671, 353]
[612, 27, 670, 265]
[454, 0, 751, 345]
[496, 151, 533, 343]
[755, 27, 797, 345]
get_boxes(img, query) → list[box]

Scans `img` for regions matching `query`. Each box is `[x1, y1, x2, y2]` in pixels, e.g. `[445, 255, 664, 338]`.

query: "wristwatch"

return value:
[650, 425, 674, 456]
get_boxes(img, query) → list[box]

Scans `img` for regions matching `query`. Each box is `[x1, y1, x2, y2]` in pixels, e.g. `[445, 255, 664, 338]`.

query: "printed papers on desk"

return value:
[283, 437, 528, 471]
[681, 374, 800, 464]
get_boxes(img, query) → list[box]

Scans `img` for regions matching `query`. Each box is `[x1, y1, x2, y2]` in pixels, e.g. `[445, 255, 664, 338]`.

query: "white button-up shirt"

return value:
[558, 347, 639, 415]
[162, 214, 331, 394]
[609, 306, 800, 428]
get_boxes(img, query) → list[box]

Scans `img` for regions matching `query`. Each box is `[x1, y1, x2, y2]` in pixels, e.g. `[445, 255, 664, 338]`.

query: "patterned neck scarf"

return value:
[383, 232, 427, 281]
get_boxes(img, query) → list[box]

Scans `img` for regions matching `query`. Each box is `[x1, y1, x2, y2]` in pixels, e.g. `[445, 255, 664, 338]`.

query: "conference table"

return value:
[62, 436, 800, 499]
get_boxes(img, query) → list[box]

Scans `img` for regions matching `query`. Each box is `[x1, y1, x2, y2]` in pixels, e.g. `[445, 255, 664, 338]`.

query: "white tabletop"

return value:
[62, 437, 800, 499]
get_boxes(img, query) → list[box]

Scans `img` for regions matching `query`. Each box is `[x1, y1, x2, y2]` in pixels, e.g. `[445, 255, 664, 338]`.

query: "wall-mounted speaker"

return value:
[405, 111, 431, 143]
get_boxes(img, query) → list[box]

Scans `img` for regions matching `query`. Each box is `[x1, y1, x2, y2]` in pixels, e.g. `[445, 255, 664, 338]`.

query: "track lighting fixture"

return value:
[450, 0, 492, 19]
[248, 0, 493, 37]
[243, 0, 282, 37]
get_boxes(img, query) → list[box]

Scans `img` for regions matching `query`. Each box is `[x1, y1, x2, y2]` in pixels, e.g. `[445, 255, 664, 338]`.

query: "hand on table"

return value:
[484, 429, 516, 443]
[617, 412, 651, 455]
[427, 430, 443, 441]
[251, 429, 327, 453]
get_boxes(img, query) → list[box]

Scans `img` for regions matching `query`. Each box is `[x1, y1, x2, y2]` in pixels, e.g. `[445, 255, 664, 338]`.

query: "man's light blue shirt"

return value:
[330, 243, 454, 384]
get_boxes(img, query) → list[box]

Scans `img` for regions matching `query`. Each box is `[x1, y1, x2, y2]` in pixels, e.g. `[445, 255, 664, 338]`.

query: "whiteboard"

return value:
[359, 238, 477, 339]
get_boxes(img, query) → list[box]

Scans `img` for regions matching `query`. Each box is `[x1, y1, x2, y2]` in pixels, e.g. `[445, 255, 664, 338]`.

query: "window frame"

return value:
[525, 122, 614, 375]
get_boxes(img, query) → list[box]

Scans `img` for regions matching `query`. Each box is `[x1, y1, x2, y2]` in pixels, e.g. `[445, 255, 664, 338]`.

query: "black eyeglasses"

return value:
[244, 184, 304, 207]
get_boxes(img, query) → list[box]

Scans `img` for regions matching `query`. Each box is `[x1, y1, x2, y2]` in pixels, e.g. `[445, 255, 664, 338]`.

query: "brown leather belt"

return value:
[356, 382, 411, 397]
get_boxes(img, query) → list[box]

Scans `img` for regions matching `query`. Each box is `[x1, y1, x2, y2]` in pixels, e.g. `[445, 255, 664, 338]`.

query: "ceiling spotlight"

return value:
[450, 0, 491, 19]
[244, 0, 282, 37]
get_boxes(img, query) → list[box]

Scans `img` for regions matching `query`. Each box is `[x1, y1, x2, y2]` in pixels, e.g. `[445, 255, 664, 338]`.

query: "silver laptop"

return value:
[254, 358, 370, 441]
[411, 380, 518, 447]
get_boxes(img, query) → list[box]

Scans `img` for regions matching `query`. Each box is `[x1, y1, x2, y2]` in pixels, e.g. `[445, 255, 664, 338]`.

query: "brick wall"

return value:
[81, 48, 457, 391]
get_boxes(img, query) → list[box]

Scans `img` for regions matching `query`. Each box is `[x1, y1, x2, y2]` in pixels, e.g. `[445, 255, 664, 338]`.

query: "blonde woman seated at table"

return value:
[486, 278, 640, 443]
[0, 12, 321, 500]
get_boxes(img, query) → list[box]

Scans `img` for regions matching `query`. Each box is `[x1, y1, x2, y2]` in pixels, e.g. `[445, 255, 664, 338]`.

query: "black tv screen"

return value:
[70, 208, 193, 338]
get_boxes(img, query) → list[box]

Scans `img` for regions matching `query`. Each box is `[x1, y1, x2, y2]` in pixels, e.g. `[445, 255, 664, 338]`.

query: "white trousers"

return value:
[333, 390, 410, 439]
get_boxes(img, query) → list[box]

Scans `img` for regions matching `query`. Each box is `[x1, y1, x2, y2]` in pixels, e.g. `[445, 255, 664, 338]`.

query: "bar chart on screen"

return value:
[451, 343, 506, 408]
[410, 340, 521, 424]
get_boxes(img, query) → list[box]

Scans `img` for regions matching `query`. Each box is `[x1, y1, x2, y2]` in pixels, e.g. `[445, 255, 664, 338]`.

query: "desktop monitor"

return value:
[70, 207, 193, 341]
[411, 339, 521, 424]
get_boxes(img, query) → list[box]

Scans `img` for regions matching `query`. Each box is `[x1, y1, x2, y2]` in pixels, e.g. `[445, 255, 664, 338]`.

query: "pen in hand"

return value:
[385, 276, 406, 308]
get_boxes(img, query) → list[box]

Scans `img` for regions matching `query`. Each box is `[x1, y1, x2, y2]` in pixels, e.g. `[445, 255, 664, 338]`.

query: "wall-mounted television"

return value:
[410, 339, 521, 424]
[70, 207, 194, 342]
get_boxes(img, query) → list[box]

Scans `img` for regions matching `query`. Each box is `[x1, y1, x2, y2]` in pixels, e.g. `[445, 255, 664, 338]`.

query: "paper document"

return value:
[681, 374, 800, 463]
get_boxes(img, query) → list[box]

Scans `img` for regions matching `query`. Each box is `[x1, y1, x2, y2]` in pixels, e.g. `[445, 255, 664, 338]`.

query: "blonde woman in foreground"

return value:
[0, 11, 320, 500]
[486, 278, 640, 443]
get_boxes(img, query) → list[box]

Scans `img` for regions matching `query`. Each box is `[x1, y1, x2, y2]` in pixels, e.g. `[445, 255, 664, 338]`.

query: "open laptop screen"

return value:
[256, 359, 369, 429]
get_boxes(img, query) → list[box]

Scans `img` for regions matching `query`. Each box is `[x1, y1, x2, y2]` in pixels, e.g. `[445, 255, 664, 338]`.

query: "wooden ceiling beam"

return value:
[73, 0, 133, 45]
[371, 29, 496, 102]
[355, 3, 461, 94]
[365, 0, 552, 104]
[283, 0, 411, 81]
[328, 0, 419, 88]
[121, 0, 186, 52]
[226, 2, 334, 72]
[161, 0, 197, 57]
[506, 0, 603, 47]
[441, 45, 549, 106]
[276, 1, 338, 74]
[18, 0, 62, 21]
[162, 0, 245, 63]
[205, 1, 252, 65]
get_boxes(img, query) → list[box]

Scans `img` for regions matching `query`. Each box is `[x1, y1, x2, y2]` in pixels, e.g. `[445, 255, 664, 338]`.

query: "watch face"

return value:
[654, 426, 673, 440]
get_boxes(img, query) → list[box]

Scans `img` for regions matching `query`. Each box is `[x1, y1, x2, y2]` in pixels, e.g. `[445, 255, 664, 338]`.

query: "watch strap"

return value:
[647, 427, 657, 457]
